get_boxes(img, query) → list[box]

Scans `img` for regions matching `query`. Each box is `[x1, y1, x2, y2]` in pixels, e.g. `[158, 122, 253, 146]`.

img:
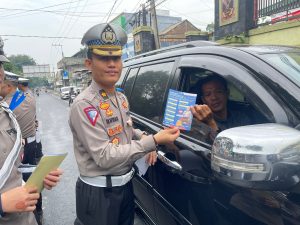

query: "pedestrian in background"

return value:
[69, 23, 180, 225]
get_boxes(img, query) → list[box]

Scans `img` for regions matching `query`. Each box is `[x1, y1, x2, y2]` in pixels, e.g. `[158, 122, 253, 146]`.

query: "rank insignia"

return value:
[100, 102, 110, 110]
[108, 124, 123, 136]
[106, 109, 113, 117]
[111, 137, 120, 146]
[100, 90, 109, 100]
[122, 101, 128, 109]
[84, 107, 99, 126]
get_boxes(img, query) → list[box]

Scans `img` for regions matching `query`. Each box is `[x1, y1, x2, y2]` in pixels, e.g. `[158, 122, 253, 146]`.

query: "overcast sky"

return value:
[0, 0, 214, 71]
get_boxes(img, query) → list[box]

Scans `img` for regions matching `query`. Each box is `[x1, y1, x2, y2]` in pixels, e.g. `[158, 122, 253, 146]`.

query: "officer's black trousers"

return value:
[74, 178, 134, 225]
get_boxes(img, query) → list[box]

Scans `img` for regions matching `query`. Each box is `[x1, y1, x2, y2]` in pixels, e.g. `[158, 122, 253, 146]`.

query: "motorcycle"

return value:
[69, 94, 76, 106]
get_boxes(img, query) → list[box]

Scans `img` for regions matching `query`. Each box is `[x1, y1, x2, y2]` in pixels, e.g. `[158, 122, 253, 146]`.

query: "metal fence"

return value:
[255, 0, 300, 18]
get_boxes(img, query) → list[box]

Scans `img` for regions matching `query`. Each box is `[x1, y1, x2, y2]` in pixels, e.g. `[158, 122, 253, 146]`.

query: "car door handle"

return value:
[157, 151, 182, 171]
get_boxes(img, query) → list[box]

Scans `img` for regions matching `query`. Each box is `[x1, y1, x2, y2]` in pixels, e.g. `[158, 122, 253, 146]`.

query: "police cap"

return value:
[81, 23, 127, 57]
[0, 36, 9, 63]
[5, 71, 20, 83]
[18, 77, 30, 85]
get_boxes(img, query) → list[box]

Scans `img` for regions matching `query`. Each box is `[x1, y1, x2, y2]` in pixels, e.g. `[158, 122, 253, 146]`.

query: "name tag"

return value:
[106, 116, 119, 124]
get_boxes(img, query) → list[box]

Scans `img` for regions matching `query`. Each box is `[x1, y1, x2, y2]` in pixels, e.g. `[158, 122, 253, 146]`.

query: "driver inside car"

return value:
[190, 75, 251, 141]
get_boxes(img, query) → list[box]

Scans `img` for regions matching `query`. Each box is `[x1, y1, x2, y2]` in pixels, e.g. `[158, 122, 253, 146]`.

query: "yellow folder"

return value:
[25, 153, 67, 192]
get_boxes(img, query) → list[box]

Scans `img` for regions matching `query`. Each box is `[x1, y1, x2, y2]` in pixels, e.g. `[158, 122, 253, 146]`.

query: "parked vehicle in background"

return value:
[119, 41, 300, 225]
[60, 86, 75, 99]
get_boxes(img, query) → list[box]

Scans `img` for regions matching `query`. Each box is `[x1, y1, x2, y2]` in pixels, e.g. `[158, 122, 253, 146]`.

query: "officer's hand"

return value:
[43, 169, 63, 190]
[1, 186, 39, 213]
[154, 127, 180, 145]
[146, 151, 157, 166]
[190, 105, 218, 131]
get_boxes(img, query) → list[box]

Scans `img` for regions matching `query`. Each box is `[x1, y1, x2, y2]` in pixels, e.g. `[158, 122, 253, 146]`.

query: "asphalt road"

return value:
[36, 92, 145, 225]
[36, 92, 77, 225]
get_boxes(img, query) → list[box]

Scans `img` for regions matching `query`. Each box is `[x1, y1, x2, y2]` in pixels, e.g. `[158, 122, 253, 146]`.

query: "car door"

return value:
[123, 60, 193, 225]
[170, 53, 300, 225]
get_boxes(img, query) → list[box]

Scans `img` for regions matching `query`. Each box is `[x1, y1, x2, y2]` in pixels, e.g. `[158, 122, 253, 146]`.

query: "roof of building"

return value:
[159, 19, 200, 36]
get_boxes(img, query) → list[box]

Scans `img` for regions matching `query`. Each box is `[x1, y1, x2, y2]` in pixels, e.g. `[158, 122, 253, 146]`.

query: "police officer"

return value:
[69, 23, 180, 225]
[18, 77, 33, 95]
[17, 77, 44, 161]
[0, 36, 62, 225]
[1, 74, 38, 165]
[18, 77, 45, 224]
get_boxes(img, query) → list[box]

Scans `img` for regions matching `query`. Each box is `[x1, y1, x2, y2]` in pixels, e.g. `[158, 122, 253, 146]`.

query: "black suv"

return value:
[118, 41, 300, 225]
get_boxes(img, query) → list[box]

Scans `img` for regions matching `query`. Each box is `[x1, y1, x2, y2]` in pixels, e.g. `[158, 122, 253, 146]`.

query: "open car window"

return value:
[178, 67, 269, 144]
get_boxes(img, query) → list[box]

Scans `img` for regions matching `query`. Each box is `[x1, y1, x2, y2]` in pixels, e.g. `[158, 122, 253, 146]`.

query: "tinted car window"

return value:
[130, 62, 174, 123]
[260, 52, 300, 86]
[116, 67, 128, 88]
[124, 68, 139, 97]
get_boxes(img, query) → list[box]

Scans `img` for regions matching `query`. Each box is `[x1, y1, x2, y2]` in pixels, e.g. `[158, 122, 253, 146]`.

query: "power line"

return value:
[0, 0, 85, 18]
[0, 34, 81, 39]
[55, 0, 81, 45]
[60, 0, 90, 45]
[122, 0, 145, 29]
[105, 0, 119, 23]
[52, 0, 74, 47]
[0, 7, 111, 15]
[0, 2, 115, 20]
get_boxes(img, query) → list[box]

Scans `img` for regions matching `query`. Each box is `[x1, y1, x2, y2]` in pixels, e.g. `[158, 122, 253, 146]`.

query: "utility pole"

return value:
[52, 44, 64, 58]
[52, 44, 68, 86]
[149, 0, 160, 49]
[142, 4, 147, 26]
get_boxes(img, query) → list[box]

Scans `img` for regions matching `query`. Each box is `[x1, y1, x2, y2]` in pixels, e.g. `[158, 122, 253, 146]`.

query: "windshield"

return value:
[260, 52, 300, 86]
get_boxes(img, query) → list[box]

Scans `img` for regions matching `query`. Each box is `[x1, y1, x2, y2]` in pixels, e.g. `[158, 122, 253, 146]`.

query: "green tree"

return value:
[29, 77, 49, 88]
[206, 23, 214, 33]
[4, 54, 36, 74]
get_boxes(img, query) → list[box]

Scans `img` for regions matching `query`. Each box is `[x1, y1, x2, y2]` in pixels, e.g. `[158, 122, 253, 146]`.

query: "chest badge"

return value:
[111, 137, 120, 146]
[122, 101, 128, 109]
[106, 109, 113, 117]
[108, 124, 123, 137]
[100, 102, 110, 110]
[84, 107, 99, 126]
[100, 90, 109, 100]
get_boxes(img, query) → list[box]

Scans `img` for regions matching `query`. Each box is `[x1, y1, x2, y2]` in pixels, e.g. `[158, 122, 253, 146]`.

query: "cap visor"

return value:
[92, 48, 122, 56]
[0, 55, 9, 63]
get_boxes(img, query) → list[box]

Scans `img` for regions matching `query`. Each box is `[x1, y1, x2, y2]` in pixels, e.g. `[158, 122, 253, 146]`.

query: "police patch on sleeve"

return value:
[84, 107, 99, 126]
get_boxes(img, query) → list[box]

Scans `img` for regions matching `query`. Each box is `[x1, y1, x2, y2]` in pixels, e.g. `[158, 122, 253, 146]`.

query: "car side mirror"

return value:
[211, 123, 300, 190]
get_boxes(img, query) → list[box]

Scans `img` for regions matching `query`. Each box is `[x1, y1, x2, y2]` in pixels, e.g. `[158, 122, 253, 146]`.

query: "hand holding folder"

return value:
[25, 153, 67, 192]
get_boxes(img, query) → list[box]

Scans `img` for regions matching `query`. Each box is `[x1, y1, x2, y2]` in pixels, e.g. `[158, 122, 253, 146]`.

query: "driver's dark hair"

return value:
[199, 75, 228, 96]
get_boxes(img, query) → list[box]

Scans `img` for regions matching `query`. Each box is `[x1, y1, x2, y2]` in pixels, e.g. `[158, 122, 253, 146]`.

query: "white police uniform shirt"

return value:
[0, 102, 37, 225]
[69, 80, 156, 177]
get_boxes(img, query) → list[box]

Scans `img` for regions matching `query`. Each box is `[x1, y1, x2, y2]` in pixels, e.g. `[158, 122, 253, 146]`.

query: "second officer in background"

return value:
[69, 23, 180, 225]
[0, 73, 44, 224]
